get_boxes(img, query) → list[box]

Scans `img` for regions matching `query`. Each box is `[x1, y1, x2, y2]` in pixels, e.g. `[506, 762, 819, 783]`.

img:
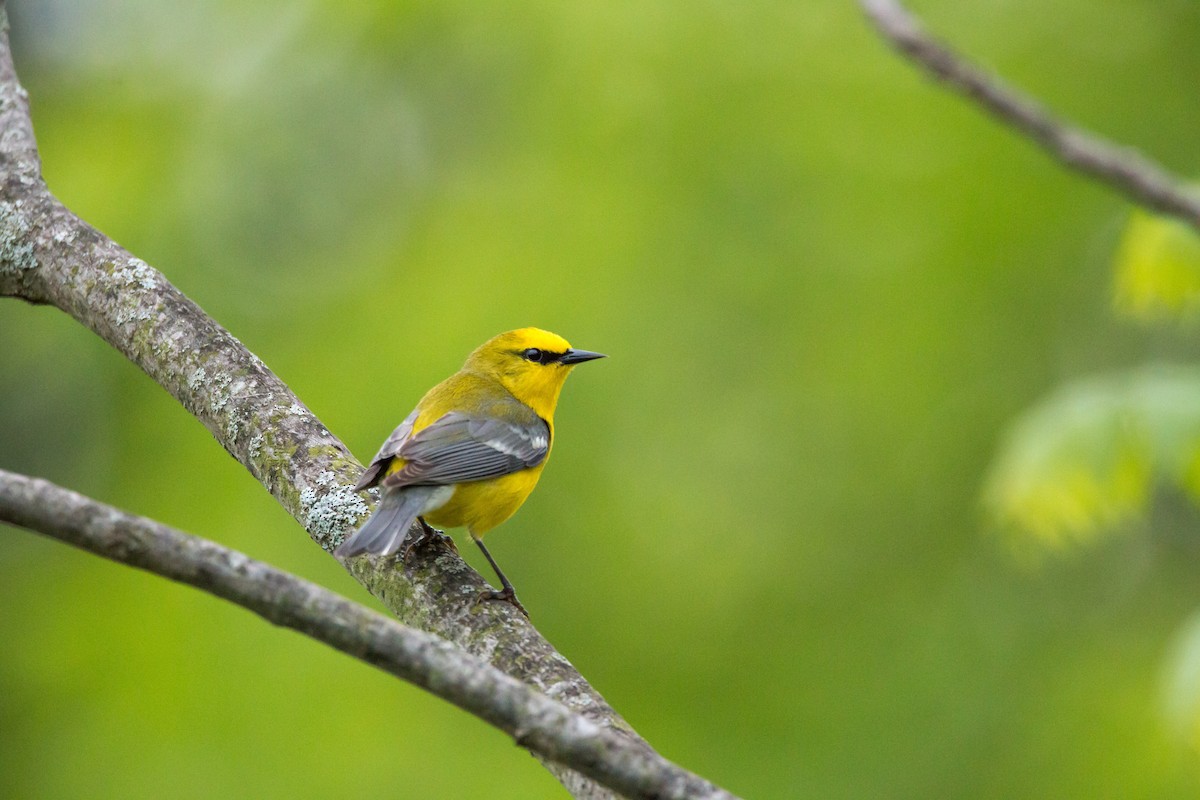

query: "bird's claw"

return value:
[477, 586, 529, 618]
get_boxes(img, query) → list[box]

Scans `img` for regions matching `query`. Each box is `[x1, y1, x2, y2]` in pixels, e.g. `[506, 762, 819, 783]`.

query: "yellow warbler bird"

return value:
[335, 327, 605, 615]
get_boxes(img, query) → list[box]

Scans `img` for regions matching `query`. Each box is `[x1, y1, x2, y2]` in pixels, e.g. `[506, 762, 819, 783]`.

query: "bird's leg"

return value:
[401, 516, 458, 559]
[471, 534, 529, 618]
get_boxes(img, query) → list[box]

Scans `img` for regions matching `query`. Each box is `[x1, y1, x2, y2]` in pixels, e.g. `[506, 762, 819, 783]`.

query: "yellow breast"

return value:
[423, 463, 547, 536]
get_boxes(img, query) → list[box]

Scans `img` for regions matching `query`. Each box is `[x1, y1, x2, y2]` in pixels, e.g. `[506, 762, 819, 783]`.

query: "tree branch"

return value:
[0, 469, 737, 800]
[0, 6, 702, 798]
[860, 0, 1200, 229]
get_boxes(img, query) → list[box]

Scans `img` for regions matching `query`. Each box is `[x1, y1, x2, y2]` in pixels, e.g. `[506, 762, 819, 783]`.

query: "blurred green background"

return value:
[4, 1, 1200, 797]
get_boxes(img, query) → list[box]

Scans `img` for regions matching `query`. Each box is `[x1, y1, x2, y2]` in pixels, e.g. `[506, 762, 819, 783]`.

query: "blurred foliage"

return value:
[984, 366, 1200, 547]
[1114, 209, 1200, 322]
[985, 177, 1200, 766]
[1163, 609, 1200, 749]
[5, 1, 1200, 798]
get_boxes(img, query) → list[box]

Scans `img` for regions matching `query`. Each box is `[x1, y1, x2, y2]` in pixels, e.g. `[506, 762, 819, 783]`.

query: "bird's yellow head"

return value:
[464, 328, 605, 419]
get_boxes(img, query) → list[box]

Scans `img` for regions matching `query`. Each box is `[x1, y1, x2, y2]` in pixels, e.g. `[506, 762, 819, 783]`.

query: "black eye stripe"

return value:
[518, 348, 565, 364]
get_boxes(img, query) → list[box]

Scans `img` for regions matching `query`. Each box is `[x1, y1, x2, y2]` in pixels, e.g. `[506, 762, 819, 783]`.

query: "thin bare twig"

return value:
[861, 0, 1200, 229]
[0, 469, 738, 800]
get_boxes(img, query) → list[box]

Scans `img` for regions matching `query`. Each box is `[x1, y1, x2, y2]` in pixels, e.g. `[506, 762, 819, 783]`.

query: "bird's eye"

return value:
[523, 348, 544, 363]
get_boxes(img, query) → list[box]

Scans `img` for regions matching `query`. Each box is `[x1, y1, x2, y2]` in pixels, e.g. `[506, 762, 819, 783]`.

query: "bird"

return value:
[335, 327, 605, 616]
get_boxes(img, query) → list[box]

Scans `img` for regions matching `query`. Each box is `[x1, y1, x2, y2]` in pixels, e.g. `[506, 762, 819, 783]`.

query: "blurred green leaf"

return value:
[984, 366, 1200, 546]
[1162, 610, 1200, 747]
[1114, 208, 1200, 322]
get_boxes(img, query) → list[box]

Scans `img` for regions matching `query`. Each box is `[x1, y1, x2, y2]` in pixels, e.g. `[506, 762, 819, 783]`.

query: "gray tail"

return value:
[334, 488, 435, 558]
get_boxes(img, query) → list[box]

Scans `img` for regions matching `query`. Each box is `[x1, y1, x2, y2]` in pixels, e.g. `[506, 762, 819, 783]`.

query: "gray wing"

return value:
[354, 408, 419, 491]
[382, 410, 550, 488]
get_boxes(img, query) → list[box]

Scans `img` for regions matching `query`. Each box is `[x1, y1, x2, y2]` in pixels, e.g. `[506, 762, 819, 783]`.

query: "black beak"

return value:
[560, 348, 606, 365]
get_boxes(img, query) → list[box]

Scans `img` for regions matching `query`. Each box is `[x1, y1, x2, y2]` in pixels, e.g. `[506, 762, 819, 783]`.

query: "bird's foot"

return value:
[401, 517, 458, 559]
[477, 585, 529, 619]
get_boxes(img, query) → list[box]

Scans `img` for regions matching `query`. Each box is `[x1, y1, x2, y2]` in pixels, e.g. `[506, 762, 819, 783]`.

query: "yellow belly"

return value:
[422, 465, 546, 536]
